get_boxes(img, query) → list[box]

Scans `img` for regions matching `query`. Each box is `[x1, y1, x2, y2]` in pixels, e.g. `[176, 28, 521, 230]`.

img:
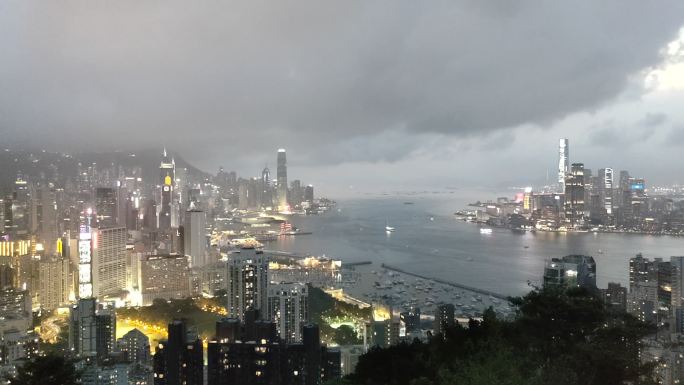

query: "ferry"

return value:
[479, 228, 493, 234]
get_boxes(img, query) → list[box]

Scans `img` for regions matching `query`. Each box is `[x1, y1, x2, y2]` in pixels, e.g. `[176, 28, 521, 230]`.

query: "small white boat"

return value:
[480, 228, 493, 234]
[385, 218, 395, 232]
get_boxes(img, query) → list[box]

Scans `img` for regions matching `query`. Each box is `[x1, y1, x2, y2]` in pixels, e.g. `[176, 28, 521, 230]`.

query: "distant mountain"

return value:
[0, 148, 210, 192]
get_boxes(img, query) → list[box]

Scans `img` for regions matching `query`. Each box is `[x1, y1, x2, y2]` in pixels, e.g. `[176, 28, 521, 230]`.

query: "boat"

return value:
[479, 228, 493, 234]
[385, 219, 395, 232]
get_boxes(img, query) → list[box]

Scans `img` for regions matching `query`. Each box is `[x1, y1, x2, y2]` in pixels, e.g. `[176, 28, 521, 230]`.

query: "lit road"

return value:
[40, 315, 62, 343]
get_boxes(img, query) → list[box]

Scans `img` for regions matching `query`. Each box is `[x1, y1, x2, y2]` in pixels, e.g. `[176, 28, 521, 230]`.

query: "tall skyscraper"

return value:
[91, 227, 127, 299]
[267, 282, 309, 343]
[259, 166, 272, 209]
[38, 255, 71, 311]
[78, 212, 95, 299]
[598, 168, 614, 215]
[304, 185, 314, 205]
[558, 139, 569, 193]
[69, 298, 116, 360]
[184, 209, 207, 268]
[627, 253, 659, 323]
[564, 163, 585, 227]
[277, 149, 288, 210]
[36, 183, 58, 254]
[158, 148, 175, 230]
[11, 176, 35, 237]
[226, 248, 269, 320]
[95, 187, 117, 228]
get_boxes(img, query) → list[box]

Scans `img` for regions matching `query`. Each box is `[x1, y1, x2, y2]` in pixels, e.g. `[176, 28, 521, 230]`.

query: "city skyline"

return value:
[3, 2, 684, 384]
[2, 2, 684, 193]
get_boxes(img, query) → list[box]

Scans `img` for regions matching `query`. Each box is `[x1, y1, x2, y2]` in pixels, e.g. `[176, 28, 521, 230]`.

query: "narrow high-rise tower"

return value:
[558, 139, 569, 193]
[277, 149, 288, 210]
[158, 148, 175, 230]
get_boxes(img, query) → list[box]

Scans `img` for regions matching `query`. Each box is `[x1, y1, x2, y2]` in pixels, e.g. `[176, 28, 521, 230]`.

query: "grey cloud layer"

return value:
[0, 0, 682, 171]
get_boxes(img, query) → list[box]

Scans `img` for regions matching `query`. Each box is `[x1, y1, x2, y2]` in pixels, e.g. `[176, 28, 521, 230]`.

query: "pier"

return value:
[380, 263, 509, 300]
[344, 261, 373, 267]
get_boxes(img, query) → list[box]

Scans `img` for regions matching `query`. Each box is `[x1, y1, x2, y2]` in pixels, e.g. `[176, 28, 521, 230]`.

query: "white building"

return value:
[184, 209, 207, 268]
[558, 138, 569, 193]
[92, 227, 127, 299]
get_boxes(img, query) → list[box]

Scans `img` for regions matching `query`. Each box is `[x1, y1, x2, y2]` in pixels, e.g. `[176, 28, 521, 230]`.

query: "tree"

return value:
[333, 325, 361, 345]
[345, 286, 657, 385]
[6, 354, 79, 385]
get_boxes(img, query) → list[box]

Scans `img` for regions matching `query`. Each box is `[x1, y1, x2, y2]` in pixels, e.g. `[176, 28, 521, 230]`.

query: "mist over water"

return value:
[270, 193, 684, 295]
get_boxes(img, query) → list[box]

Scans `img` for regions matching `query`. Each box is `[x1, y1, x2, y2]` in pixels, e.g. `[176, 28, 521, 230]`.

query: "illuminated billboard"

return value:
[631, 183, 644, 191]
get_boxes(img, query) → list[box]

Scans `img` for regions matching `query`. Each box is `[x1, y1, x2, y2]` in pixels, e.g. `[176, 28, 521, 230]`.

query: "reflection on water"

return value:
[266, 194, 684, 295]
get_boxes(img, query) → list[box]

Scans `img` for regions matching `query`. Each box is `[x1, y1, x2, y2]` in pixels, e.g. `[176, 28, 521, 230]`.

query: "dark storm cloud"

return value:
[0, 0, 682, 171]
[588, 114, 662, 147]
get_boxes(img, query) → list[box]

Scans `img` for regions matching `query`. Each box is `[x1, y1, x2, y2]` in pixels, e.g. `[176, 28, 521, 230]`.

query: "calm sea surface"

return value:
[266, 192, 684, 296]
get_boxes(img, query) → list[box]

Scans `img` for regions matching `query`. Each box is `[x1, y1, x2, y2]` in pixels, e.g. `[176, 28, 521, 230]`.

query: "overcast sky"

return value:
[1, 1, 684, 196]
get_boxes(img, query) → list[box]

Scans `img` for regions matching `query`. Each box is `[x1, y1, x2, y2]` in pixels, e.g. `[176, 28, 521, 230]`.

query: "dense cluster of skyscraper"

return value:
[0, 148, 336, 384]
[476, 139, 683, 233]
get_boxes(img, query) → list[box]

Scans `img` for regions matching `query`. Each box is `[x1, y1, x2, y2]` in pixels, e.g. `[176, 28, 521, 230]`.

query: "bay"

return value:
[267, 192, 684, 296]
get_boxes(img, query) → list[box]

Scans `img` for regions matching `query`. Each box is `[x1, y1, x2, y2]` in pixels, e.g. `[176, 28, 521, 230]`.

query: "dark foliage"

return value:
[6, 354, 79, 385]
[346, 287, 657, 385]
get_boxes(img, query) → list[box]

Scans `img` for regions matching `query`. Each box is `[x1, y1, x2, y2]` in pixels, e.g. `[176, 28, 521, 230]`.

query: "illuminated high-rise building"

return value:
[564, 163, 585, 226]
[158, 148, 175, 230]
[598, 168, 614, 215]
[69, 298, 116, 360]
[267, 282, 309, 343]
[558, 139, 569, 193]
[91, 227, 127, 299]
[226, 248, 269, 320]
[139, 254, 191, 305]
[38, 255, 71, 311]
[277, 149, 288, 210]
[78, 211, 94, 299]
